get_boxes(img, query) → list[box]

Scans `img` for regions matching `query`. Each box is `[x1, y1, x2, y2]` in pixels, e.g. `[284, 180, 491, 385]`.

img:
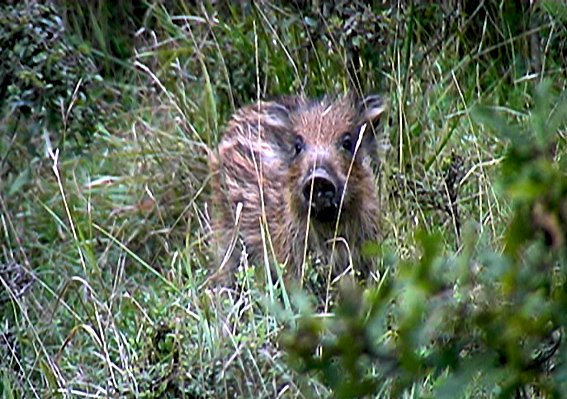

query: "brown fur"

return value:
[209, 94, 386, 283]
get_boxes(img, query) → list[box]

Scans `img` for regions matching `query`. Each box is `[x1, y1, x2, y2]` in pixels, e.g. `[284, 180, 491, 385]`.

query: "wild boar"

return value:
[209, 94, 386, 284]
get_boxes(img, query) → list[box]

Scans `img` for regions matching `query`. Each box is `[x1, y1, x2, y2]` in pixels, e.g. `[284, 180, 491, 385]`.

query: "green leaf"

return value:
[471, 105, 519, 142]
[198, 56, 217, 145]
[532, 80, 554, 148]
[7, 167, 31, 197]
[505, 180, 547, 201]
[1, 372, 15, 399]
[541, 1, 567, 22]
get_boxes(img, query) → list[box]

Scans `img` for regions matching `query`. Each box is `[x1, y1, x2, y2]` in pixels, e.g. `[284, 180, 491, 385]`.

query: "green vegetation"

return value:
[1, 1, 567, 398]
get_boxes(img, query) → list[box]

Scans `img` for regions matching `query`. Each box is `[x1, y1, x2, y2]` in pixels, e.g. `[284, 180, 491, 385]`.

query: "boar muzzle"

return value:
[302, 168, 342, 223]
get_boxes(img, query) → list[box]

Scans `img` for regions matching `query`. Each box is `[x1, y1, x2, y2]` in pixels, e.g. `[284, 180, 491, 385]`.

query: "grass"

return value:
[2, 1, 567, 398]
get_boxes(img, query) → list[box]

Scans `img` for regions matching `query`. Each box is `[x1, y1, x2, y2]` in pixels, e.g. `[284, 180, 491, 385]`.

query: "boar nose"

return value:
[302, 168, 338, 210]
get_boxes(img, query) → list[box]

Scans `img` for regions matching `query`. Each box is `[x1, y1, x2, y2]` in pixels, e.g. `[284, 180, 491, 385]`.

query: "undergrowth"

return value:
[1, 1, 567, 398]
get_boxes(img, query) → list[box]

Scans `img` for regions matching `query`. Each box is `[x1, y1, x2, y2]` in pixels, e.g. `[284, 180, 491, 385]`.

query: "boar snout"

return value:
[302, 168, 342, 223]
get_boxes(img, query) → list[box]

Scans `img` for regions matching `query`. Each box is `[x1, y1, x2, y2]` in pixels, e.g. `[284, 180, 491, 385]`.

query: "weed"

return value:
[1, 1, 567, 398]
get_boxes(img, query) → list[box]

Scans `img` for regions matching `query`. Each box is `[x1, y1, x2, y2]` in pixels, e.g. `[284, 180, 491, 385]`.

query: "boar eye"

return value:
[293, 136, 304, 156]
[341, 133, 354, 154]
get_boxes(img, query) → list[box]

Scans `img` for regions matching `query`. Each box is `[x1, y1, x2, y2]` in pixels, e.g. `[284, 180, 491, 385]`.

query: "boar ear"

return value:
[358, 95, 386, 123]
[357, 95, 388, 166]
[258, 101, 297, 156]
[264, 103, 292, 129]
[264, 96, 306, 129]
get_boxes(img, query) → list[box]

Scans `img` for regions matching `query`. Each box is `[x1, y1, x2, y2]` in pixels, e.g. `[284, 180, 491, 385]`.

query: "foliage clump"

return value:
[0, 1, 103, 167]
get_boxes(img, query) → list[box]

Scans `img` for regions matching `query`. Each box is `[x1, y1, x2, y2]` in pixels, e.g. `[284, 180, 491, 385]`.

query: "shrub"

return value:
[0, 2, 104, 169]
